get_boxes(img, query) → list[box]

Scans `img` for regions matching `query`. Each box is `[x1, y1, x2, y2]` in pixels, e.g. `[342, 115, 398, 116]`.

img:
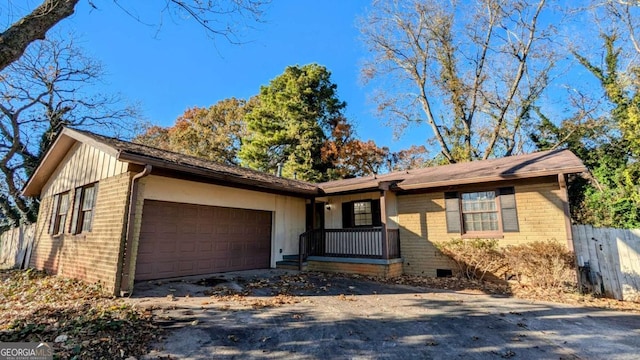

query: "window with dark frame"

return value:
[445, 187, 519, 235]
[49, 192, 70, 235]
[341, 199, 382, 228]
[70, 183, 98, 234]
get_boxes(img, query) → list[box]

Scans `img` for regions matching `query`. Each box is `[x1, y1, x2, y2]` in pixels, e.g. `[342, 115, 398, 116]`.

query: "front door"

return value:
[305, 201, 325, 230]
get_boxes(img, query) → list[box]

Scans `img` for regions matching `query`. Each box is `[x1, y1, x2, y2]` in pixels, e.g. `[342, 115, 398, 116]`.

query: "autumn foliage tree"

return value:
[321, 117, 389, 178]
[135, 65, 394, 180]
[134, 98, 250, 164]
[388, 145, 432, 171]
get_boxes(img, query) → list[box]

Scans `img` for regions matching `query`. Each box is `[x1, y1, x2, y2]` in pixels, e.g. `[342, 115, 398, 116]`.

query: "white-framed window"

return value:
[445, 187, 519, 235]
[353, 201, 373, 227]
[461, 191, 499, 232]
[341, 199, 381, 228]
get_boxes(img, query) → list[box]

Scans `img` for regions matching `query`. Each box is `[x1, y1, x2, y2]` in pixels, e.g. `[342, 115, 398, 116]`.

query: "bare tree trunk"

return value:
[360, 0, 556, 163]
[0, 0, 78, 72]
[482, 0, 545, 160]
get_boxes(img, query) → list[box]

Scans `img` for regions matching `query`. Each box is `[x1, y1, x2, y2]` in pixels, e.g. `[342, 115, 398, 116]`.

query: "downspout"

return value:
[118, 164, 152, 296]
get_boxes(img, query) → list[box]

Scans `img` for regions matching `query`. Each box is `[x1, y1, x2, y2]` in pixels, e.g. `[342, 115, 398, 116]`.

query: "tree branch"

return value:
[0, 0, 79, 72]
[483, 0, 546, 159]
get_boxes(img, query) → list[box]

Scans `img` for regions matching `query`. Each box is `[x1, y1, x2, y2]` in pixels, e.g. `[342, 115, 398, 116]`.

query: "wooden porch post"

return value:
[310, 197, 316, 230]
[379, 183, 390, 260]
[558, 173, 574, 252]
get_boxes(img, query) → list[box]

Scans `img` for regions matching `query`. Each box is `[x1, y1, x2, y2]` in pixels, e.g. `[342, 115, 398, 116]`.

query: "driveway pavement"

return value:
[126, 269, 640, 359]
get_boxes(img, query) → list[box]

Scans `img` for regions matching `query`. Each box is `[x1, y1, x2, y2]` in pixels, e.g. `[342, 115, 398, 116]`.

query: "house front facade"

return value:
[22, 128, 586, 295]
[311, 174, 575, 278]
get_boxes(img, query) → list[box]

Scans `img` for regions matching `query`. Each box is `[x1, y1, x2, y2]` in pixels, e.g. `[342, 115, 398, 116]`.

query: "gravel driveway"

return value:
[126, 270, 640, 360]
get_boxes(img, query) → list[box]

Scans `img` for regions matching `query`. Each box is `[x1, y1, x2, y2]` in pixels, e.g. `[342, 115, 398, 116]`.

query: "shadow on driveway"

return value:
[126, 270, 640, 360]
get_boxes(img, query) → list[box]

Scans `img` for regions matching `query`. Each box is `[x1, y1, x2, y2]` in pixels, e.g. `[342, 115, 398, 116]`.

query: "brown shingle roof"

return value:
[318, 149, 586, 194]
[76, 129, 319, 196]
[22, 127, 318, 197]
[23, 127, 586, 198]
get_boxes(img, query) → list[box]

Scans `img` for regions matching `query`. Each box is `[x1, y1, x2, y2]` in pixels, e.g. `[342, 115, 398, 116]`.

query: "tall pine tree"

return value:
[239, 64, 346, 182]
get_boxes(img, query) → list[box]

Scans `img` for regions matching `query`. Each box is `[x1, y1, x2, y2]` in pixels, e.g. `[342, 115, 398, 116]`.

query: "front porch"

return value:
[284, 227, 402, 278]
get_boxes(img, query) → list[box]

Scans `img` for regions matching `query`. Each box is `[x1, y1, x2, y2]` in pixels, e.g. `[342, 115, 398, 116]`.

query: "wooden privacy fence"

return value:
[0, 223, 36, 270]
[572, 224, 640, 302]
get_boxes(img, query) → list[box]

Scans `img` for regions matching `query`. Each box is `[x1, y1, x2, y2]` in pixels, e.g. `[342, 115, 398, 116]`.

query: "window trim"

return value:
[353, 200, 374, 227]
[70, 182, 98, 235]
[49, 191, 70, 236]
[445, 186, 519, 237]
[460, 190, 501, 235]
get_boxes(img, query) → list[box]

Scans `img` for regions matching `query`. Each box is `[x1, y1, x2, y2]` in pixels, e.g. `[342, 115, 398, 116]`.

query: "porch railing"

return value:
[299, 227, 401, 268]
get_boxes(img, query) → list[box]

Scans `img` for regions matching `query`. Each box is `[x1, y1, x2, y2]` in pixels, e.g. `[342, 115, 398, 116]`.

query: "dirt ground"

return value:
[126, 269, 640, 360]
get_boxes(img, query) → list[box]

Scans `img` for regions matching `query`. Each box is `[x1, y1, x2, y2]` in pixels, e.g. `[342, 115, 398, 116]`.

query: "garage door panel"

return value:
[179, 241, 196, 252]
[157, 242, 176, 253]
[214, 242, 229, 251]
[215, 207, 230, 221]
[156, 260, 175, 273]
[198, 207, 214, 218]
[179, 261, 195, 271]
[216, 225, 229, 235]
[197, 240, 212, 252]
[157, 222, 178, 233]
[179, 224, 197, 234]
[198, 223, 214, 235]
[135, 200, 272, 281]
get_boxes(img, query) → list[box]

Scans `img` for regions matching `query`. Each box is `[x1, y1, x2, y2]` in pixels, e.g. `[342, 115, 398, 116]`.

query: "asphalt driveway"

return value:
[126, 270, 640, 359]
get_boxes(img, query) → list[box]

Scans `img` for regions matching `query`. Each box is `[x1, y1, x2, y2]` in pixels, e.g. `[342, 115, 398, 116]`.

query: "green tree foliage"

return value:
[531, 34, 640, 228]
[574, 34, 640, 157]
[239, 64, 348, 181]
[134, 98, 250, 164]
[135, 66, 392, 181]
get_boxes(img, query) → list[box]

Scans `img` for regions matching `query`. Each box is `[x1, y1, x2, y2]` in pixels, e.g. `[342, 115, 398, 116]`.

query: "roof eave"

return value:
[396, 167, 587, 191]
[22, 128, 119, 197]
[117, 151, 320, 197]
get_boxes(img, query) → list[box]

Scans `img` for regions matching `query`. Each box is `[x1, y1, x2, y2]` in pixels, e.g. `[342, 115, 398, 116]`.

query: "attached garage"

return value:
[135, 200, 272, 281]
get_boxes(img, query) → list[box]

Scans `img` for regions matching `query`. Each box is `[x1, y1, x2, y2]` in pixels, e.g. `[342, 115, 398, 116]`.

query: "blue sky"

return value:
[55, 0, 421, 152]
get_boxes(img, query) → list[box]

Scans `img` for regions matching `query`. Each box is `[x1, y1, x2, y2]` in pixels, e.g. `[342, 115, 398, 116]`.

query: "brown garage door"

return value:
[135, 200, 272, 281]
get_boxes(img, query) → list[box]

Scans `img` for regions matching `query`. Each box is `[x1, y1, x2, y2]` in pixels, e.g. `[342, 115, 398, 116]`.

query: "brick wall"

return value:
[398, 178, 568, 277]
[398, 193, 457, 277]
[29, 172, 132, 295]
[307, 260, 403, 278]
[503, 182, 567, 246]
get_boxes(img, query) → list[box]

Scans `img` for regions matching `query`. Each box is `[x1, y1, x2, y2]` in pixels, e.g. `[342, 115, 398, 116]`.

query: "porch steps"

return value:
[276, 254, 306, 270]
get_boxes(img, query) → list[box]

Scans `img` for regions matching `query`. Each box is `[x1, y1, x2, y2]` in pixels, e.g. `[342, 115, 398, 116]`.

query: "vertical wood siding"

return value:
[41, 142, 128, 198]
[0, 224, 36, 269]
